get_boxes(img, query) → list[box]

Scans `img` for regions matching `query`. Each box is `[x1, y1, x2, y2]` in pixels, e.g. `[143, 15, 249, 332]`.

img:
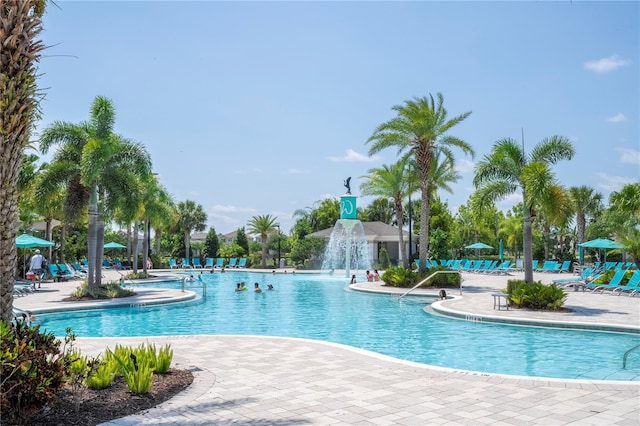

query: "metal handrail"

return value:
[623, 343, 640, 369]
[398, 270, 461, 300]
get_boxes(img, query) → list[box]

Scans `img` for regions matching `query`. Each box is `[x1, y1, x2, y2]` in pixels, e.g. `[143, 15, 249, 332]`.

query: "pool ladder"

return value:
[623, 343, 640, 369]
[398, 270, 462, 300]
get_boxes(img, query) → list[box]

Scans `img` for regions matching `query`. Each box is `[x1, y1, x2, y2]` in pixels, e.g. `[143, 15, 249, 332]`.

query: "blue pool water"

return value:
[39, 272, 640, 380]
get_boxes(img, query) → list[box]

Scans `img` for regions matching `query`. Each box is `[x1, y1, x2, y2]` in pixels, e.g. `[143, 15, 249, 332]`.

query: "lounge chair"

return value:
[103, 259, 112, 269]
[588, 270, 627, 293]
[227, 258, 238, 268]
[182, 258, 192, 269]
[48, 264, 67, 282]
[237, 258, 247, 268]
[611, 271, 640, 296]
[558, 260, 571, 273]
[58, 263, 80, 279]
[214, 258, 225, 268]
[168, 258, 179, 269]
[192, 258, 203, 268]
[536, 260, 558, 273]
[204, 258, 214, 268]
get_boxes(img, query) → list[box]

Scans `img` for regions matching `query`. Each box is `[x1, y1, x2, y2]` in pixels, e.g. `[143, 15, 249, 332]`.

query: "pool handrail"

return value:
[623, 343, 640, 369]
[398, 270, 461, 300]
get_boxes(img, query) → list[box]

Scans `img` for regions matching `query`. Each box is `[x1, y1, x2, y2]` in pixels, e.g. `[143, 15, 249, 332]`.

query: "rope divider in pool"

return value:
[398, 270, 462, 300]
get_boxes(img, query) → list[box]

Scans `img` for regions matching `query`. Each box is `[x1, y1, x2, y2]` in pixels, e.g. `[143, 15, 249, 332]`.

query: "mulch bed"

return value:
[22, 368, 193, 426]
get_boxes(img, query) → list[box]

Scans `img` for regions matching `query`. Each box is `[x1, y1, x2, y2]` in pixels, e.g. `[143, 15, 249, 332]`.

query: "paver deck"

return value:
[12, 268, 640, 425]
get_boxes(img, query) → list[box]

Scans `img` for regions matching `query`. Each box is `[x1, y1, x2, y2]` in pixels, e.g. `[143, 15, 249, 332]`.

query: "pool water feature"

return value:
[39, 272, 640, 381]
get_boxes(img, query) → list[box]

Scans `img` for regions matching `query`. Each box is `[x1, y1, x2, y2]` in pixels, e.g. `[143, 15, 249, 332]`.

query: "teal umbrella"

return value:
[579, 238, 623, 262]
[16, 234, 54, 277]
[16, 233, 54, 248]
[104, 242, 126, 249]
[465, 242, 493, 250]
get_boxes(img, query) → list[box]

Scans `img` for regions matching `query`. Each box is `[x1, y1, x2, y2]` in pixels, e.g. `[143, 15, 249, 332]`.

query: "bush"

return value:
[380, 266, 419, 287]
[70, 282, 135, 299]
[0, 321, 69, 423]
[504, 280, 567, 310]
[377, 247, 390, 269]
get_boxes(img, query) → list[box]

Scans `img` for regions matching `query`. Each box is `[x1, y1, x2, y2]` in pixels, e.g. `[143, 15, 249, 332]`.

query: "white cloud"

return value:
[584, 55, 631, 73]
[594, 172, 637, 192]
[328, 149, 379, 162]
[455, 158, 475, 174]
[288, 168, 304, 174]
[210, 204, 257, 214]
[496, 193, 523, 211]
[607, 113, 628, 123]
[616, 148, 640, 165]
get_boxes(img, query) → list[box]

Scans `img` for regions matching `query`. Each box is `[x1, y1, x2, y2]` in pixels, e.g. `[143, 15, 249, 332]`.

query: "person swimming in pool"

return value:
[267, 284, 274, 290]
[254, 283, 262, 293]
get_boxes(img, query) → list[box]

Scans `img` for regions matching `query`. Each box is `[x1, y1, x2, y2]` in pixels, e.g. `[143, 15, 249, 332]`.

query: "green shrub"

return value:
[0, 321, 68, 423]
[418, 265, 461, 287]
[378, 247, 390, 269]
[380, 266, 419, 287]
[504, 280, 567, 310]
[111, 349, 154, 394]
[155, 344, 173, 374]
[70, 282, 135, 299]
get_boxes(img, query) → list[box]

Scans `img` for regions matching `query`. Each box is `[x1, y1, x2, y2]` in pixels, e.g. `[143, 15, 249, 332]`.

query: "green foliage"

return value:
[378, 246, 390, 269]
[427, 228, 449, 260]
[70, 282, 135, 299]
[204, 227, 220, 259]
[504, 280, 567, 310]
[86, 358, 117, 390]
[234, 227, 250, 255]
[0, 321, 68, 423]
[155, 344, 174, 374]
[112, 350, 154, 394]
[290, 236, 325, 268]
[380, 266, 419, 287]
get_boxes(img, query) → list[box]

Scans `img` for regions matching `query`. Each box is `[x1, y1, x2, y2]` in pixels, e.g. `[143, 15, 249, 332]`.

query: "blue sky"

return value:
[35, 1, 639, 235]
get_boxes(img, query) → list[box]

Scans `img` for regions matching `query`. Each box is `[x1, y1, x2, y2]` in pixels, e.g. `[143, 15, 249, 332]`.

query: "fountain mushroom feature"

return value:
[321, 178, 373, 278]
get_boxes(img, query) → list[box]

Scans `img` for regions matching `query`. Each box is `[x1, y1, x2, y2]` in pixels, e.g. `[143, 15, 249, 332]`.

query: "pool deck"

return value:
[13, 268, 640, 425]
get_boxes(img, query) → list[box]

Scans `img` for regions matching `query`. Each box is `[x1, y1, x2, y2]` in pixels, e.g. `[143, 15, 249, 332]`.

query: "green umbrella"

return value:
[579, 238, 623, 262]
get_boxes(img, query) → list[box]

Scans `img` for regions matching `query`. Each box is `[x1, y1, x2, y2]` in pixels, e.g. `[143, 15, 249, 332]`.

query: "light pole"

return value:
[276, 224, 281, 268]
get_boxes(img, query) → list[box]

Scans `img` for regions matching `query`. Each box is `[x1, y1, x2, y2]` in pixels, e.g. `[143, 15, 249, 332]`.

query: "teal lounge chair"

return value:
[182, 258, 192, 269]
[237, 258, 247, 268]
[214, 258, 225, 268]
[57, 263, 78, 279]
[192, 258, 203, 268]
[589, 270, 626, 293]
[204, 258, 214, 268]
[169, 258, 179, 269]
[227, 258, 238, 268]
[48, 264, 67, 282]
[611, 271, 640, 296]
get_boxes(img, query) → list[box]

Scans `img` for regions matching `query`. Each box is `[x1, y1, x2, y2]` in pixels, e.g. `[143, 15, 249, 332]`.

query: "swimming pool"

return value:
[39, 272, 640, 381]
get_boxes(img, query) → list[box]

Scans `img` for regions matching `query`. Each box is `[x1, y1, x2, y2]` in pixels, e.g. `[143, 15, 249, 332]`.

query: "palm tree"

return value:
[176, 200, 207, 265]
[39, 96, 152, 290]
[605, 182, 640, 268]
[568, 186, 603, 246]
[247, 214, 278, 268]
[367, 93, 474, 273]
[360, 158, 414, 268]
[535, 185, 573, 260]
[0, 1, 45, 321]
[474, 136, 574, 282]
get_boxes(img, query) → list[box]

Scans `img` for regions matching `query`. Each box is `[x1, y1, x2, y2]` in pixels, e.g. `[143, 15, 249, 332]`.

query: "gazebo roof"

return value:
[306, 221, 410, 243]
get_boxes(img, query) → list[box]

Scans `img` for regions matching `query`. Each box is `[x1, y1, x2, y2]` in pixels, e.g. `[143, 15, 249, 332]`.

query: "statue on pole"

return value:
[344, 177, 351, 195]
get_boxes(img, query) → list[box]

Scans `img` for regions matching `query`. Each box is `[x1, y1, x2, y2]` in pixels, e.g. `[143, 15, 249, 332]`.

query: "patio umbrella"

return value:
[104, 241, 126, 249]
[16, 234, 54, 277]
[579, 238, 624, 262]
[465, 242, 493, 250]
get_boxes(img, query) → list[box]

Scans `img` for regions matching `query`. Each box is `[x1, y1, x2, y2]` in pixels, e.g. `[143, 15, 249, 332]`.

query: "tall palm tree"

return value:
[367, 93, 474, 273]
[535, 185, 573, 260]
[39, 96, 151, 290]
[360, 158, 414, 268]
[605, 182, 640, 268]
[140, 175, 174, 273]
[0, 1, 45, 321]
[474, 137, 574, 282]
[568, 186, 603, 246]
[247, 214, 278, 268]
[176, 200, 207, 265]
